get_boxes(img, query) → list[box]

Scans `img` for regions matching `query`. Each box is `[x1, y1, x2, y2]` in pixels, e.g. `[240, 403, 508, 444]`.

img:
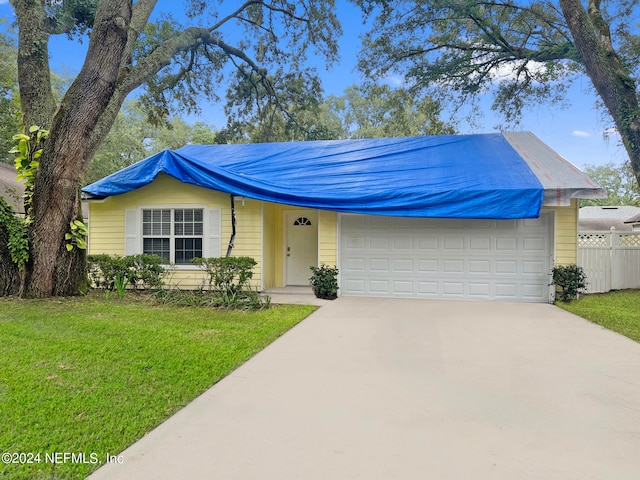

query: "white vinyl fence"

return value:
[578, 231, 640, 293]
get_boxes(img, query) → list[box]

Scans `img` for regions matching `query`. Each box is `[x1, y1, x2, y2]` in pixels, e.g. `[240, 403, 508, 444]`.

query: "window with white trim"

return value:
[142, 208, 204, 264]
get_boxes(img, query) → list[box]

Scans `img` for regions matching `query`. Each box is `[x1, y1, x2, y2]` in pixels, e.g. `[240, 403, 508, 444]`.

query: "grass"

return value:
[556, 290, 640, 342]
[0, 295, 316, 480]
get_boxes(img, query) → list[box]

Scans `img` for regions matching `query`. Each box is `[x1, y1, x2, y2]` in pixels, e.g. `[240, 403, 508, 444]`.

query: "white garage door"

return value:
[340, 213, 553, 302]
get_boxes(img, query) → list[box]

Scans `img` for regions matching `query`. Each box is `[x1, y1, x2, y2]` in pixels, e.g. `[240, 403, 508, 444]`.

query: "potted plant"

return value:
[309, 265, 339, 300]
[550, 264, 587, 302]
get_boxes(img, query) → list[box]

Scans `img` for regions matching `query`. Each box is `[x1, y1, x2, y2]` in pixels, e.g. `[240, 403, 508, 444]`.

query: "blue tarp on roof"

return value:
[82, 134, 544, 219]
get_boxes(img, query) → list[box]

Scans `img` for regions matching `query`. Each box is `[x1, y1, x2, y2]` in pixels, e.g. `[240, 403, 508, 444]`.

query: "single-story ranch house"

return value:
[83, 132, 605, 303]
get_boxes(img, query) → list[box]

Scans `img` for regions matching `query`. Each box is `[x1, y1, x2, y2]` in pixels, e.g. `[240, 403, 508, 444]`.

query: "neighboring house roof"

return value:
[0, 162, 25, 214]
[579, 205, 640, 231]
[624, 212, 640, 225]
[83, 132, 606, 220]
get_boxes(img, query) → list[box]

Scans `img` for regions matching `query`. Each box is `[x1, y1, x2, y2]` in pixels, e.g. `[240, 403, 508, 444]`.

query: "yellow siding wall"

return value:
[262, 203, 276, 289]
[88, 174, 263, 289]
[545, 199, 579, 265]
[88, 203, 126, 257]
[267, 204, 284, 288]
[319, 210, 337, 266]
[229, 197, 263, 289]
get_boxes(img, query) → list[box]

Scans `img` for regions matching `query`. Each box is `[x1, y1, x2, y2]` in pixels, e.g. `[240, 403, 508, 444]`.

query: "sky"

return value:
[0, 0, 629, 171]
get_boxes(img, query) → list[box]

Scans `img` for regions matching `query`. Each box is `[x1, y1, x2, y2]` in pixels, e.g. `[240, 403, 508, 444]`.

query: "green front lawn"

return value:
[556, 290, 640, 342]
[0, 295, 316, 480]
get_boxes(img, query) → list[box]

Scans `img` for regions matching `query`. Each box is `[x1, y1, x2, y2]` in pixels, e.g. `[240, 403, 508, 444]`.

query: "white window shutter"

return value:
[206, 208, 222, 258]
[124, 209, 139, 255]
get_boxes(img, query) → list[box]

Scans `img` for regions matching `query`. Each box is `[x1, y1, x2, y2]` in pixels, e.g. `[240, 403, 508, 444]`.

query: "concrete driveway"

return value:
[89, 297, 640, 480]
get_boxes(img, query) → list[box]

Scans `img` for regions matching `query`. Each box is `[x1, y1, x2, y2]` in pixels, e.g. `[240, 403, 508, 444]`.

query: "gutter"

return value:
[226, 194, 236, 257]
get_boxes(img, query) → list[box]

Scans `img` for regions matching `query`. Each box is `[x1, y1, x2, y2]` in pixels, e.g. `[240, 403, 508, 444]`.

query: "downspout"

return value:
[226, 194, 236, 257]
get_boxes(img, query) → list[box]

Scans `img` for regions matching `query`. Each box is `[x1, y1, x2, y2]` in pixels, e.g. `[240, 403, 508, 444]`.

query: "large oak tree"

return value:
[1, 0, 339, 297]
[354, 0, 640, 184]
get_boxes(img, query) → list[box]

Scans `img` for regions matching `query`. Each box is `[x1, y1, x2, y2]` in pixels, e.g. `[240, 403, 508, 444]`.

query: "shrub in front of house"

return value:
[88, 254, 268, 309]
[192, 256, 256, 293]
[309, 264, 339, 300]
[550, 264, 588, 302]
[190, 256, 268, 309]
[87, 254, 167, 292]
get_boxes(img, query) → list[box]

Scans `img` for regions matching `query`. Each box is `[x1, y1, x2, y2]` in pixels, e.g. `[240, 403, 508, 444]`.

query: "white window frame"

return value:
[125, 205, 221, 268]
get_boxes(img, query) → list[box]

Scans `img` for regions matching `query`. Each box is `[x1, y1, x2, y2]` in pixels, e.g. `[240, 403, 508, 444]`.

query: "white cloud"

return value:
[603, 127, 620, 138]
[572, 130, 591, 138]
[491, 60, 547, 81]
[380, 74, 405, 88]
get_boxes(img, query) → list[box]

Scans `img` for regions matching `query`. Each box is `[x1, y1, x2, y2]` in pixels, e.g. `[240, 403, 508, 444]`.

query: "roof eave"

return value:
[541, 187, 607, 207]
[81, 192, 108, 201]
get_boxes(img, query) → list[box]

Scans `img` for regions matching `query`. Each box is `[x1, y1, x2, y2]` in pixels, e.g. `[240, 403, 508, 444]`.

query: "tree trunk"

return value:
[12, 0, 57, 129]
[559, 0, 640, 186]
[24, 0, 132, 297]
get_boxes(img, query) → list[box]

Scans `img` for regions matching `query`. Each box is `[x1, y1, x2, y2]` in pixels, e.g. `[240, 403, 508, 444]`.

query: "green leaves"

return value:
[355, 0, 581, 125]
[44, 0, 98, 37]
[65, 219, 89, 252]
[0, 197, 29, 269]
[87, 254, 167, 291]
[309, 264, 339, 300]
[551, 264, 588, 302]
[0, 125, 51, 271]
[581, 162, 640, 206]
[325, 84, 455, 139]
[10, 125, 48, 217]
[190, 256, 266, 309]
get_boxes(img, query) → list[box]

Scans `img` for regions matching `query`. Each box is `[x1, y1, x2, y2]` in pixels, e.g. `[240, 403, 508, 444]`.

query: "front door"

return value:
[285, 211, 318, 285]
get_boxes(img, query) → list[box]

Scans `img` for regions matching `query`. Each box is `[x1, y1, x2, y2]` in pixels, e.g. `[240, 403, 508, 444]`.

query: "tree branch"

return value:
[122, 0, 158, 68]
[209, 0, 263, 32]
[89, 25, 271, 157]
[89, 0, 332, 164]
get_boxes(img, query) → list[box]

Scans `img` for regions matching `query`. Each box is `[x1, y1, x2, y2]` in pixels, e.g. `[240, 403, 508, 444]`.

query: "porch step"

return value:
[262, 286, 330, 306]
